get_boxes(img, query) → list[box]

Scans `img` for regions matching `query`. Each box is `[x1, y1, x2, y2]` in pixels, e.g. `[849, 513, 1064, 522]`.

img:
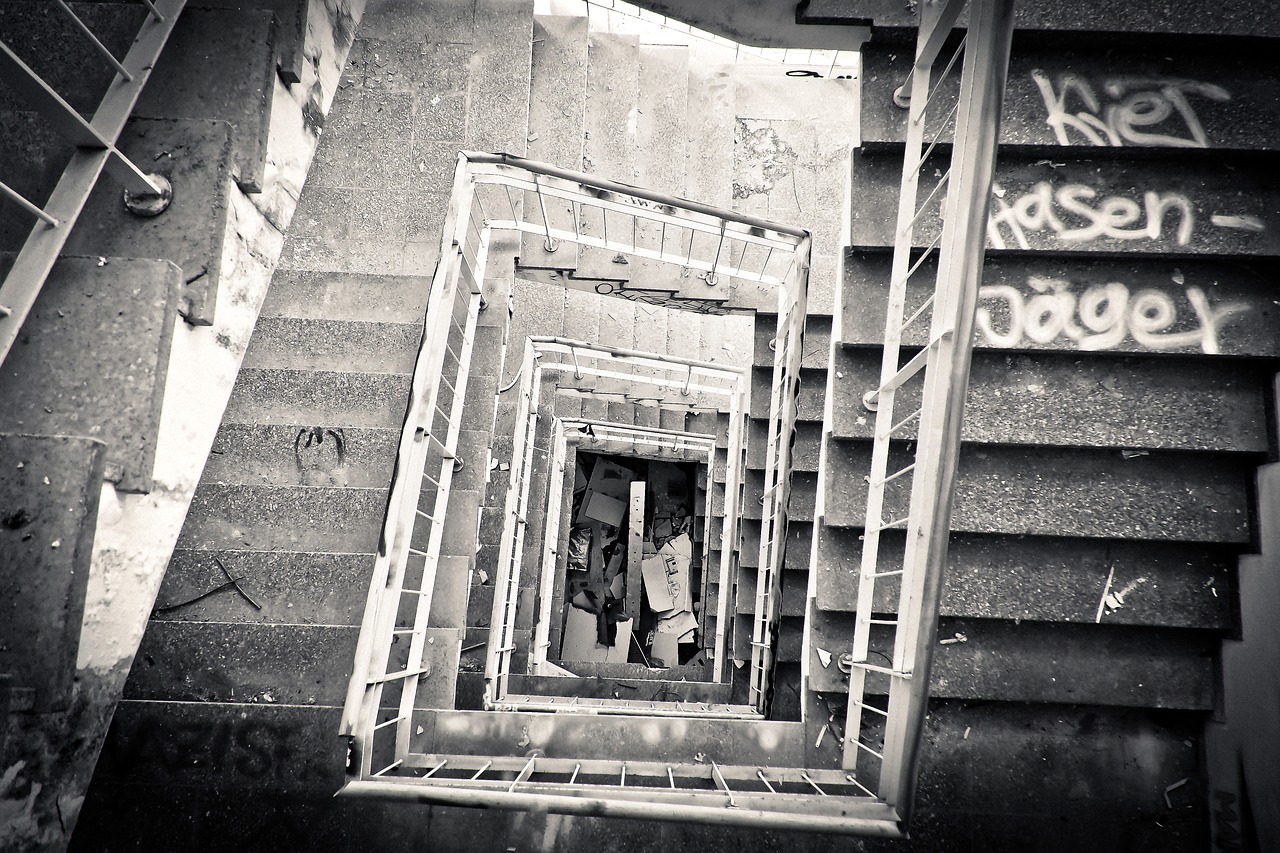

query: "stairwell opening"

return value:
[340, 151, 824, 823]
[551, 449, 710, 677]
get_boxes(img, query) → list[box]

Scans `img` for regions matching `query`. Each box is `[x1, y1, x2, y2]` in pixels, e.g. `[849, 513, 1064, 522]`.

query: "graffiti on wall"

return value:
[1031, 70, 1230, 148]
[973, 276, 1250, 354]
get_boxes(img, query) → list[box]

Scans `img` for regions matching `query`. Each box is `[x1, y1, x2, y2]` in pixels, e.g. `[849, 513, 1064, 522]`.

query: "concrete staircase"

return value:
[48, 1, 1280, 851]
[0, 0, 360, 849]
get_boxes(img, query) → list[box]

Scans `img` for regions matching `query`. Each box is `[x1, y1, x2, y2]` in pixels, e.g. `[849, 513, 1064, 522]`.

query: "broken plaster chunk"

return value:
[816, 647, 833, 668]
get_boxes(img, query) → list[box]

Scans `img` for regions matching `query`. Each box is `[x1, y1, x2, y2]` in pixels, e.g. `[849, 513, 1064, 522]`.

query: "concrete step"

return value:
[858, 41, 1280, 153]
[204, 424, 398, 488]
[733, 566, 808, 618]
[823, 440, 1254, 543]
[741, 469, 817, 522]
[125, 621, 357, 706]
[813, 527, 1235, 630]
[521, 15, 590, 272]
[685, 61, 735, 210]
[578, 30, 639, 280]
[737, 519, 813, 572]
[242, 317, 421, 373]
[90, 699, 348, 798]
[156, 549, 373, 626]
[752, 366, 826, 422]
[52, 117, 232, 327]
[619, 43, 691, 297]
[806, 613, 1217, 710]
[259, 269, 433, 324]
[747, 419, 822, 472]
[134, 7, 277, 192]
[175, 483, 384, 553]
[841, 249, 1280, 358]
[0, 255, 180, 493]
[0, 433, 106, 713]
[420, 709, 808, 767]
[505, 673, 731, 704]
[214, 0, 311, 82]
[753, 313, 833, 369]
[850, 147, 1280, 257]
[829, 347, 1272, 452]
[0, 3, 146, 114]
[223, 368, 411, 428]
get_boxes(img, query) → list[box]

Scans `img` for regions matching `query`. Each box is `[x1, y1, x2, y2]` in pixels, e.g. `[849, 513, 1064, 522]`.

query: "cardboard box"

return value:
[561, 607, 632, 663]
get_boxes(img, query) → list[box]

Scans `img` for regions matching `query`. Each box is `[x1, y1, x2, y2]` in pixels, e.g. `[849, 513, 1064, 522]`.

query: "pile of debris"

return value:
[557, 453, 702, 669]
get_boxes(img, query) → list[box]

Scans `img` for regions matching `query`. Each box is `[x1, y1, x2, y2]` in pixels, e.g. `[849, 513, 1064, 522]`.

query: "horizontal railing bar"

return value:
[852, 699, 891, 718]
[0, 181, 58, 227]
[912, 32, 968, 124]
[54, 0, 133, 80]
[880, 408, 923, 441]
[877, 329, 954, 397]
[464, 152, 809, 238]
[898, 293, 936, 335]
[367, 666, 431, 685]
[874, 461, 916, 486]
[899, 168, 951, 237]
[339, 780, 904, 837]
[851, 740, 884, 760]
[529, 336, 747, 378]
[848, 661, 910, 678]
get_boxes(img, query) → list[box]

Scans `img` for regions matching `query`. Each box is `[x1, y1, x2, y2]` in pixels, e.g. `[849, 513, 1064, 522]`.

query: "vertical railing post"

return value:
[877, 0, 1016, 815]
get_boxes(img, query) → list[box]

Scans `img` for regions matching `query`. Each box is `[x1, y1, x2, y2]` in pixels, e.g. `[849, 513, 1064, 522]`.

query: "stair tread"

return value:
[135, 7, 276, 192]
[0, 255, 179, 493]
[422, 709, 805, 766]
[125, 620, 358, 705]
[242, 317, 422, 373]
[63, 117, 234, 326]
[0, 433, 106, 712]
[259, 269, 432, 324]
[224, 367, 411, 428]
[850, 147, 1280, 257]
[204, 423, 397, 488]
[830, 347, 1272, 452]
[176, 483, 385, 553]
[157, 549, 374, 626]
[841, 249, 1280, 358]
[813, 528, 1235, 630]
[858, 43, 1280, 152]
[823, 440, 1253, 543]
[806, 613, 1216, 710]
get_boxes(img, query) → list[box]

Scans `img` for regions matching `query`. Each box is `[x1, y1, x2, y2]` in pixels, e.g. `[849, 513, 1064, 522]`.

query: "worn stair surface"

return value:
[798, 24, 1280, 851]
[62, 3, 1280, 853]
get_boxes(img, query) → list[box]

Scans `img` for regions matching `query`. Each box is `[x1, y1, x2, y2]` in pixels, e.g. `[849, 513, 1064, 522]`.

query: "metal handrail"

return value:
[0, 0, 182, 362]
[484, 336, 748, 703]
[342, 150, 813, 821]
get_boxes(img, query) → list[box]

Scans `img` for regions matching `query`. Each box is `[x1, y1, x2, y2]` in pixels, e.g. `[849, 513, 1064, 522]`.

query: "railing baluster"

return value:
[53, 0, 133, 81]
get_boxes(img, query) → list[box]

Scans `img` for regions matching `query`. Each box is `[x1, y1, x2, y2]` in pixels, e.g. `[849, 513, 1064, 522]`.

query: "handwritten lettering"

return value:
[988, 182, 1195, 249]
[1032, 71, 1230, 148]
[105, 715, 326, 784]
[974, 277, 1249, 353]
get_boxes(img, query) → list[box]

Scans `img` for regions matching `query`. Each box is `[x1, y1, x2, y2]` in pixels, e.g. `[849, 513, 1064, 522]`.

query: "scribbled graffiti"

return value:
[1031, 70, 1230, 148]
[974, 276, 1249, 353]
[987, 182, 1195, 249]
[1212, 789, 1244, 852]
[105, 714, 329, 784]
